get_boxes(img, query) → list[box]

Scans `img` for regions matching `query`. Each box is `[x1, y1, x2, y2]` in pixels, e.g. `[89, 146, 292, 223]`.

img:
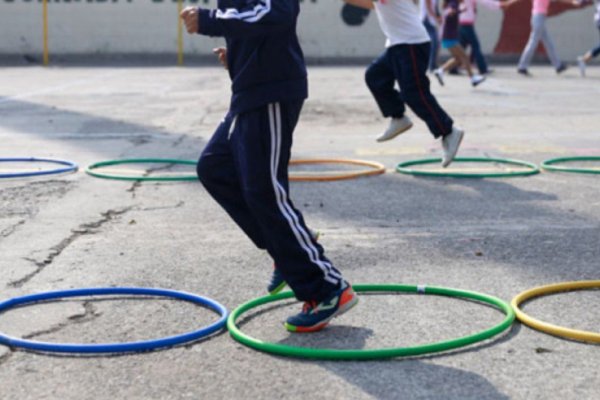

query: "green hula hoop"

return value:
[228, 284, 515, 360]
[396, 157, 540, 178]
[86, 158, 198, 181]
[541, 156, 600, 175]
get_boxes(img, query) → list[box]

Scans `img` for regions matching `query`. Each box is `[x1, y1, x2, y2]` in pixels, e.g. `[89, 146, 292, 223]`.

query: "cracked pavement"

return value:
[0, 66, 599, 400]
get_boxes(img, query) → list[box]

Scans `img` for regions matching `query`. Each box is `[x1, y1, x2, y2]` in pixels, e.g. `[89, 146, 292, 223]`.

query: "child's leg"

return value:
[582, 30, 600, 63]
[448, 46, 474, 77]
[365, 51, 406, 118]
[459, 25, 470, 51]
[439, 55, 459, 73]
[230, 101, 343, 302]
[537, 17, 561, 69]
[591, 29, 600, 60]
[197, 114, 269, 251]
[464, 25, 488, 74]
[518, 15, 544, 70]
[391, 43, 453, 138]
[423, 19, 439, 71]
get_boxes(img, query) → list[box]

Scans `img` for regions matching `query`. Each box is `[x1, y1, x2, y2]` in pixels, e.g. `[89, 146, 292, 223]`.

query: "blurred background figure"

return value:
[457, 0, 509, 75]
[577, 0, 600, 76]
[434, 0, 487, 86]
[506, 0, 579, 76]
[421, 0, 443, 72]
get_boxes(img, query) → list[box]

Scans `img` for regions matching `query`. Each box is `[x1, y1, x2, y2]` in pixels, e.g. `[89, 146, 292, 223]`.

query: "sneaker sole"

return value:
[376, 123, 413, 142]
[442, 129, 464, 168]
[434, 74, 444, 86]
[284, 292, 359, 333]
[471, 78, 486, 87]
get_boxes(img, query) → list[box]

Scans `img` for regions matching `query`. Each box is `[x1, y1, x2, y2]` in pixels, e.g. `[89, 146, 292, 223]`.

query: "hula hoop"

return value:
[541, 156, 600, 174]
[511, 281, 600, 343]
[0, 157, 78, 178]
[0, 287, 228, 353]
[289, 159, 385, 182]
[396, 157, 540, 178]
[86, 159, 198, 181]
[228, 284, 515, 360]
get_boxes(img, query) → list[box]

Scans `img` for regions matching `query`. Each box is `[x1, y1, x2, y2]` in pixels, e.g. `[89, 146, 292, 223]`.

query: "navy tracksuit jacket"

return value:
[195, 0, 342, 302]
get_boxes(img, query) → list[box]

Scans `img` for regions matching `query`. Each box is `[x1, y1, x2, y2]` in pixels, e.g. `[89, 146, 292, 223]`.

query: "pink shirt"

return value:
[532, 0, 551, 15]
[459, 0, 501, 24]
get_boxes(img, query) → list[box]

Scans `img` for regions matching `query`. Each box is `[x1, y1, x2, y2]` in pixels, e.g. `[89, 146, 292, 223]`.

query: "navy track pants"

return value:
[197, 100, 342, 302]
[365, 42, 453, 139]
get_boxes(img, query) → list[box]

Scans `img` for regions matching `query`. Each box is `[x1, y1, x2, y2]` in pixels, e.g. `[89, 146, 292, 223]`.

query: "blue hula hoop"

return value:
[0, 157, 78, 178]
[0, 287, 228, 353]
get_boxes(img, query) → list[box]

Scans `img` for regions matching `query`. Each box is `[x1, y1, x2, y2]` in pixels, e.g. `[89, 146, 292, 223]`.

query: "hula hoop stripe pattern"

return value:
[228, 284, 515, 360]
[0, 157, 78, 178]
[0, 287, 228, 353]
[396, 157, 540, 178]
[541, 156, 600, 174]
[86, 159, 198, 181]
[511, 280, 600, 343]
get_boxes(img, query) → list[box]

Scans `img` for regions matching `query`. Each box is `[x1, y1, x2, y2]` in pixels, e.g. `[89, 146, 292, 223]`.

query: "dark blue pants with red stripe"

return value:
[365, 42, 453, 138]
[196, 100, 342, 302]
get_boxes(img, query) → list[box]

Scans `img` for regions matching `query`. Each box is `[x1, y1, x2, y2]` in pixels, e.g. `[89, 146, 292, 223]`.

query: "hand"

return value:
[213, 47, 228, 70]
[180, 6, 199, 34]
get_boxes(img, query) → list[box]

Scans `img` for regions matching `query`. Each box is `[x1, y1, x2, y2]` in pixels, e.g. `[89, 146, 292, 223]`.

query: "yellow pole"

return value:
[43, 0, 49, 65]
[177, 0, 184, 66]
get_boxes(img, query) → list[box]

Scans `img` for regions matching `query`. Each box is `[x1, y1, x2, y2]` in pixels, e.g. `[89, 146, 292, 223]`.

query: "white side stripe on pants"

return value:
[268, 103, 341, 285]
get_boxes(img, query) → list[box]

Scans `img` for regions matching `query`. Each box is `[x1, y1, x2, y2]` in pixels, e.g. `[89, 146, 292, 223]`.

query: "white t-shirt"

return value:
[373, 0, 431, 47]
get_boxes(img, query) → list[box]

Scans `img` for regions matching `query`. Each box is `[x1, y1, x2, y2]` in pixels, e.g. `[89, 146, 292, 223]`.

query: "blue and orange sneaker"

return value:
[267, 229, 320, 296]
[284, 281, 358, 333]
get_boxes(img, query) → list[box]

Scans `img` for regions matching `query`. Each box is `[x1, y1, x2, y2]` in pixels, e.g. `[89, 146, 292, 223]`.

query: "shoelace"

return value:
[302, 300, 318, 314]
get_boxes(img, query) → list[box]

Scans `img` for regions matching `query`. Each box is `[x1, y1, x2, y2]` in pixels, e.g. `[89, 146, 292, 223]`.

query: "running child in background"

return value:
[433, 0, 487, 86]
[577, 0, 600, 76]
[343, 0, 465, 168]
[458, 0, 508, 75]
[506, 0, 579, 75]
[180, 0, 358, 333]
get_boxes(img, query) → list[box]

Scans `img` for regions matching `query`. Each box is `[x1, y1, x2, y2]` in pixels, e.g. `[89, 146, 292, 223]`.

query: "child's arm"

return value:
[553, 0, 585, 5]
[342, 0, 375, 10]
[500, 0, 521, 8]
[476, 0, 503, 10]
[425, 0, 443, 24]
[181, 1, 295, 39]
[213, 47, 228, 70]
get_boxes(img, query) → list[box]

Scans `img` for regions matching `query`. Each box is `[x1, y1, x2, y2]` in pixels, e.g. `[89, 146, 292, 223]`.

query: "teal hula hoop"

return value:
[541, 156, 600, 175]
[86, 158, 198, 181]
[396, 157, 540, 178]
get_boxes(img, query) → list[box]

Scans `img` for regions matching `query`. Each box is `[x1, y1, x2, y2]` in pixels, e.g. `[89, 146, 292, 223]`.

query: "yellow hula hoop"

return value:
[289, 158, 386, 182]
[511, 280, 600, 343]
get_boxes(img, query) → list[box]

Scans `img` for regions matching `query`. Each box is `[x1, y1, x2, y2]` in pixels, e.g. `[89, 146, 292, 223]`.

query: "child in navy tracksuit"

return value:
[181, 0, 358, 333]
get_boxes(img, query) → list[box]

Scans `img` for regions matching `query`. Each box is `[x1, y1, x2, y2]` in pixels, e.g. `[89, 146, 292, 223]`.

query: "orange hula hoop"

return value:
[289, 158, 386, 182]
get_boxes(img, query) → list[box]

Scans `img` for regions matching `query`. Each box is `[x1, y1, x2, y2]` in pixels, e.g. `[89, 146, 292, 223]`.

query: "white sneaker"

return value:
[376, 116, 413, 142]
[441, 126, 464, 168]
[471, 74, 486, 87]
[433, 68, 445, 86]
[577, 56, 586, 77]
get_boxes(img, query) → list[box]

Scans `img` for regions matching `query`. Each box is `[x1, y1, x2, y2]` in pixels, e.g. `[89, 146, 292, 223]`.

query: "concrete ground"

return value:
[0, 65, 599, 400]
